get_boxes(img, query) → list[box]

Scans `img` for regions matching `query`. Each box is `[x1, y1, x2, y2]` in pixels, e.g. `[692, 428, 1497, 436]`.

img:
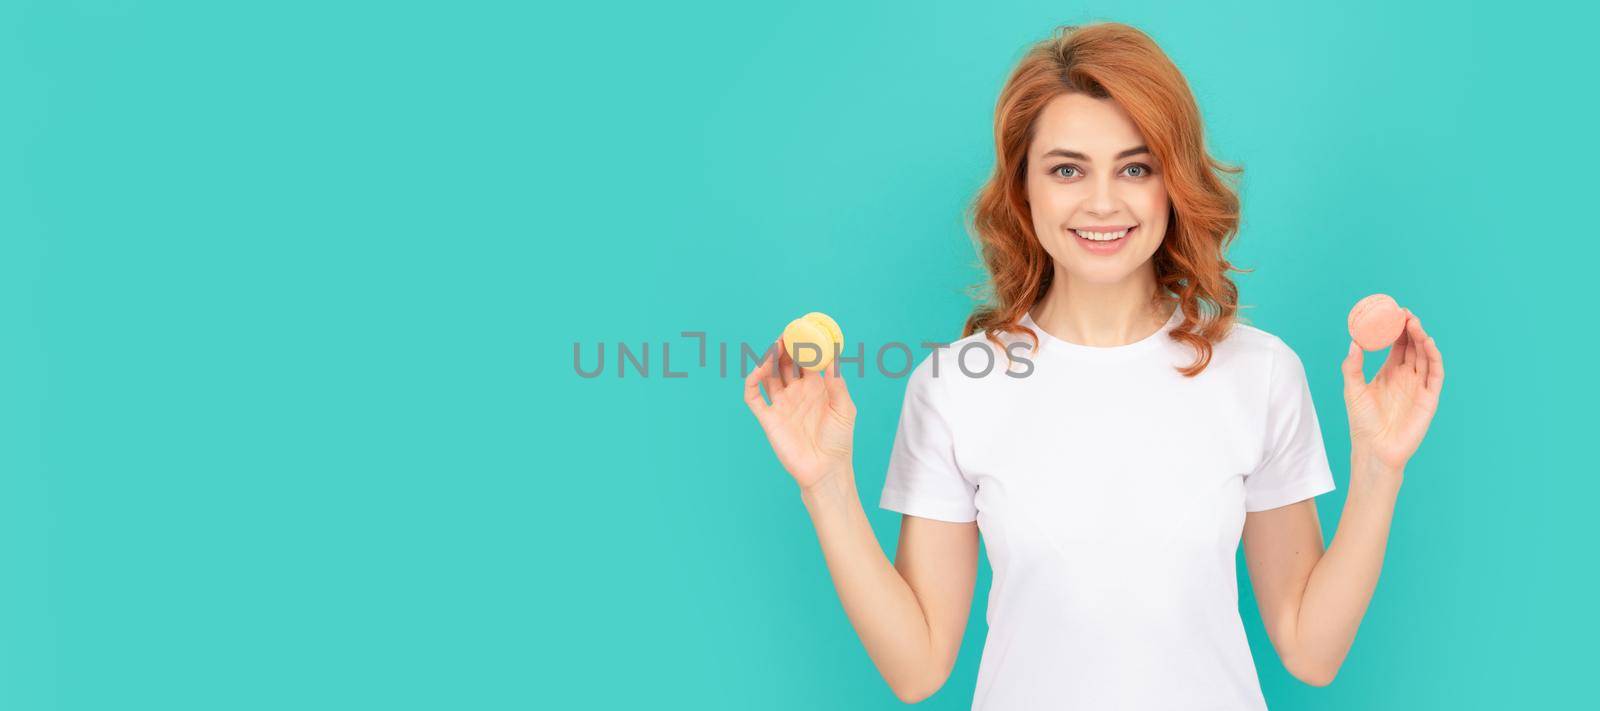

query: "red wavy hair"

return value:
[962, 22, 1251, 377]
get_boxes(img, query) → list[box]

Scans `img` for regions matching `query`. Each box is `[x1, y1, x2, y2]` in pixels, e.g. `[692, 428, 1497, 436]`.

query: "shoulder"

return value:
[1215, 319, 1303, 368]
[1217, 320, 1318, 404]
[899, 327, 1012, 403]
[903, 331, 977, 389]
[1192, 319, 1315, 401]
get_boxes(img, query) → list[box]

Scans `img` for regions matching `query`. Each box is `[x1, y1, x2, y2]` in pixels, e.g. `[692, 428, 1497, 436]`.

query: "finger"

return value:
[791, 343, 826, 380]
[1423, 332, 1444, 402]
[1410, 313, 1429, 375]
[824, 357, 856, 414]
[744, 354, 775, 413]
[776, 344, 797, 389]
[1378, 326, 1408, 380]
[802, 362, 824, 398]
[762, 339, 787, 402]
[1341, 340, 1365, 400]
[1406, 314, 1427, 379]
[1402, 310, 1420, 370]
[787, 348, 814, 386]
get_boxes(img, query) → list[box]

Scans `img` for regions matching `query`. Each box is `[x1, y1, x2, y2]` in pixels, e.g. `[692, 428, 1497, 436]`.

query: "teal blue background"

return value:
[4, 0, 1594, 708]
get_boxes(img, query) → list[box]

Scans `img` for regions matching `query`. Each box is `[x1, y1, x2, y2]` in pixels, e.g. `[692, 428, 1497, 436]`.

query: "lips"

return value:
[1072, 226, 1134, 241]
[1072, 225, 1136, 254]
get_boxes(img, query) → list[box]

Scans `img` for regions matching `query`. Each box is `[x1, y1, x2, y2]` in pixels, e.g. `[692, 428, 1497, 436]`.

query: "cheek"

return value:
[1027, 189, 1069, 230]
[1138, 181, 1169, 214]
[1133, 189, 1170, 235]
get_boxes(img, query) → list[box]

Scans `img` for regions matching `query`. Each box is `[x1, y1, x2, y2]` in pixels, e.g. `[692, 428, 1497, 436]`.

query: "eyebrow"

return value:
[1042, 145, 1150, 161]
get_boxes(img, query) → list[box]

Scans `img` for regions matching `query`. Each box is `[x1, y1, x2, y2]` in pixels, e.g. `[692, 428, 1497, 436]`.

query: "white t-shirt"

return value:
[878, 306, 1336, 710]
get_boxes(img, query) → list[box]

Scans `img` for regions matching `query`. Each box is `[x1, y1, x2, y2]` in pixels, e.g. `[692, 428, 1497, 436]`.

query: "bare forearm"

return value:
[799, 468, 937, 701]
[1290, 451, 1403, 683]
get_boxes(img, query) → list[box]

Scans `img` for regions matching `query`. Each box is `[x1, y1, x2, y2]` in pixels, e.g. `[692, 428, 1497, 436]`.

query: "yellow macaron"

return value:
[782, 311, 844, 372]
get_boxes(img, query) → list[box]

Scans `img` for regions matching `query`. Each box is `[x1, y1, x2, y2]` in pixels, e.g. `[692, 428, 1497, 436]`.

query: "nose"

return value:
[1085, 174, 1120, 217]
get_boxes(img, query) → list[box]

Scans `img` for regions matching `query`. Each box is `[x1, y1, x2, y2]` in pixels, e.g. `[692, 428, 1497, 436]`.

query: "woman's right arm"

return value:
[800, 471, 980, 703]
[743, 340, 979, 703]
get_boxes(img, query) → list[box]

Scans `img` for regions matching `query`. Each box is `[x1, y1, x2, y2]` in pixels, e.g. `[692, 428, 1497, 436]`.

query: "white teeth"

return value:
[1073, 228, 1130, 241]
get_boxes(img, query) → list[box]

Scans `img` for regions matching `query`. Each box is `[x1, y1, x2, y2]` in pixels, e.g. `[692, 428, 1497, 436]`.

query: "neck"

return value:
[1030, 263, 1174, 347]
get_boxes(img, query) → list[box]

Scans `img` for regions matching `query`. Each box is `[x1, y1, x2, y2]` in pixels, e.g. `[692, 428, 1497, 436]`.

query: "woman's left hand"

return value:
[1340, 308, 1445, 475]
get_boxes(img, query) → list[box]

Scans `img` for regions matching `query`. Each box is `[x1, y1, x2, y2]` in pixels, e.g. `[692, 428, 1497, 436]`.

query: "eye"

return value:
[1050, 163, 1155, 179]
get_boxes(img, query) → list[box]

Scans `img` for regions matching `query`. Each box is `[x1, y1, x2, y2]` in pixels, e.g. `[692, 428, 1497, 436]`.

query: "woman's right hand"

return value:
[742, 336, 857, 492]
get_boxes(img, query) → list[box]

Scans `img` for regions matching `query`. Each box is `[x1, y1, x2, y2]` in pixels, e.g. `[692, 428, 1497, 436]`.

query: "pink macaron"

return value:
[1347, 294, 1407, 351]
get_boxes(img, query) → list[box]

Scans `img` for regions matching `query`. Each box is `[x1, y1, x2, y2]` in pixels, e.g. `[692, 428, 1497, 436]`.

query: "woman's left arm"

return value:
[1243, 309, 1445, 687]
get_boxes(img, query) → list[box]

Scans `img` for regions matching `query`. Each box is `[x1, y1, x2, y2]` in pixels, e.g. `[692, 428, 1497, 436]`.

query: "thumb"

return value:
[1341, 340, 1366, 402]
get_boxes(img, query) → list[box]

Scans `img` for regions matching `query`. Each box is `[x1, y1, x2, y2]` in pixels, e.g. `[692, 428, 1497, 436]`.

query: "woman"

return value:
[741, 22, 1443, 710]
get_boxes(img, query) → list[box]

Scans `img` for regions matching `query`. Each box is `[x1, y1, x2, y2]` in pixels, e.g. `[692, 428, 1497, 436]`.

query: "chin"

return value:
[1064, 249, 1161, 282]
[1071, 268, 1143, 285]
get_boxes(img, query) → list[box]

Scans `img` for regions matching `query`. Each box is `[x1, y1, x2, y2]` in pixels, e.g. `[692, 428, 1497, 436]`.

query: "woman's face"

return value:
[1024, 92, 1169, 285]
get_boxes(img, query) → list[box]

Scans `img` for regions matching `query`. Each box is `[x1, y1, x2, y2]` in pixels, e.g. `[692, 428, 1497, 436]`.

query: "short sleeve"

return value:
[1245, 340, 1338, 512]
[878, 355, 978, 523]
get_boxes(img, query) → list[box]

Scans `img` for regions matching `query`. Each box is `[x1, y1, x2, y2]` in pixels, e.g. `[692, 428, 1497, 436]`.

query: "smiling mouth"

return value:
[1072, 226, 1135, 242]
